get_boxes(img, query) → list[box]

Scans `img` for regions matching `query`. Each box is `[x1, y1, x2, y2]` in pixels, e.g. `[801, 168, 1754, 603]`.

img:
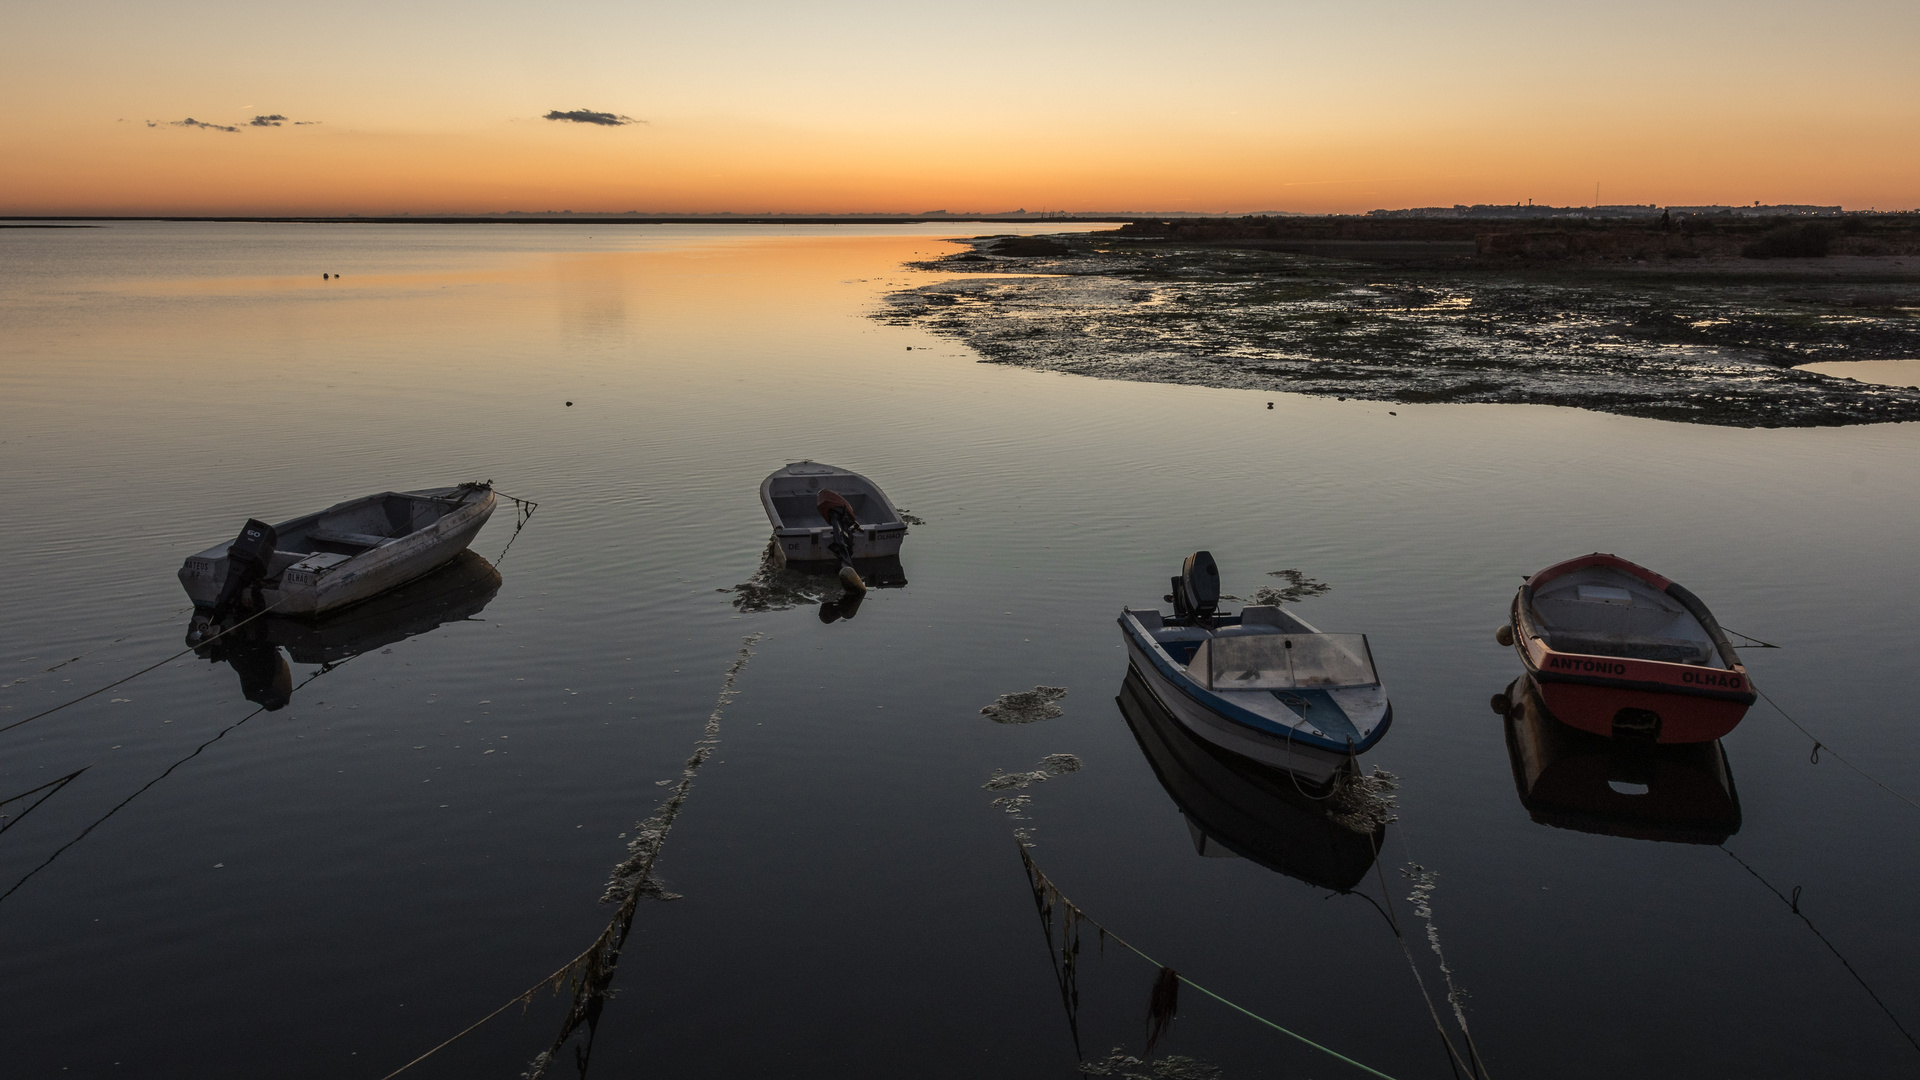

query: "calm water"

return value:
[3, 222, 1918, 1078]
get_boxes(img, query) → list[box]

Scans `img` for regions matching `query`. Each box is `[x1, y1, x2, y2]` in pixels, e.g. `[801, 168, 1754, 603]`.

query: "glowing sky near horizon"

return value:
[2, 0, 1916, 215]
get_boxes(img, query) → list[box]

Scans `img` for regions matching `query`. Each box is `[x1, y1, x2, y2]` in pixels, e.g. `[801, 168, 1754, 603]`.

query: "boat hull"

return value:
[1118, 668, 1380, 890]
[179, 488, 496, 617]
[1123, 635, 1349, 788]
[760, 461, 908, 567]
[1512, 589, 1754, 743]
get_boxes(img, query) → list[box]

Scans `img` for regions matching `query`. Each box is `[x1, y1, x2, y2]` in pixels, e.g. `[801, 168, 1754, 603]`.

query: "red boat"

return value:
[1499, 553, 1755, 743]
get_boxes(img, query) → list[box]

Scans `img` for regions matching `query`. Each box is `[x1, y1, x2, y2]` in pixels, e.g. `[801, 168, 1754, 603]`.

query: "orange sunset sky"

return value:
[3, 0, 1917, 216]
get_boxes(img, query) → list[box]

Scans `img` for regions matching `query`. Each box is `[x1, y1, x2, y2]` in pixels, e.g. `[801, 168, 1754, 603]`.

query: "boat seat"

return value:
[308, 527, 396, 550]
[1545, 632, 1712, 664]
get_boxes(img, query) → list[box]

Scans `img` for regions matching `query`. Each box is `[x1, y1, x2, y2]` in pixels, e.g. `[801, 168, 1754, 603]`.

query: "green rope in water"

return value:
[1019, 844, 1401, 1080]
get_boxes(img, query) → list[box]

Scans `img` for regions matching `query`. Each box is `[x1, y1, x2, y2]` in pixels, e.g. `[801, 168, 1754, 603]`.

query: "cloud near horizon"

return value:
[249, 114, 288, 127]
[543, 108, 641, 127]
[169, 117, 240, 132]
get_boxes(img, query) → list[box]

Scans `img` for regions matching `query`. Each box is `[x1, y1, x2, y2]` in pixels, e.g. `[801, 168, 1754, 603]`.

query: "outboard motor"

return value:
[190, 518, 279, 643]
[1167, 550, 1221, 622]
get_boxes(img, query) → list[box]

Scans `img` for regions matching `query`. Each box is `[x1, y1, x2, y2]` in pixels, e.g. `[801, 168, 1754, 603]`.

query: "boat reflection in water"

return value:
[1118, 667, 1381, 892]
[817, 556, 907, 623]
[190, 550, 503, 709]
[1495, 674, 1742, 844]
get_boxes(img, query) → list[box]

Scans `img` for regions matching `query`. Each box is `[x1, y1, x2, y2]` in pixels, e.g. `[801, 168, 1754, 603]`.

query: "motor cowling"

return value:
[206, 518, 279, 624]
[1174, 550, 1220, 619]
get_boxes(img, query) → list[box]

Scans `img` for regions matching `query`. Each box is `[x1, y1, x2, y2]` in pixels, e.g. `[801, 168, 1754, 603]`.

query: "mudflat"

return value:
[879, 225, 1920, 427]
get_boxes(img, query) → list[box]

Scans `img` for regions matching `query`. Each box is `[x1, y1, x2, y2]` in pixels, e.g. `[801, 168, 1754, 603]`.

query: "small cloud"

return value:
[249, 114, 288, 127]
[294, 120, 321, 125]
[171, 117, 240, 132]
[543, 108, 641, 127]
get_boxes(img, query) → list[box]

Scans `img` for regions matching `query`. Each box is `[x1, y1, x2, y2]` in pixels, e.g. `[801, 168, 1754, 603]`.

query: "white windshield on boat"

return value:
[1202, 633, 1378, 690]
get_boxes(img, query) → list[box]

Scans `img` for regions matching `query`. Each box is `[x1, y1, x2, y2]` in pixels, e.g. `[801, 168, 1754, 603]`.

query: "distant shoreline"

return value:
[0, 215, 1134, 226]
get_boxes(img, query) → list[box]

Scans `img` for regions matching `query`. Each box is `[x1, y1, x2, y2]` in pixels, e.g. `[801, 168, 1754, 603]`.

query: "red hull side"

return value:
[1529, 677, 1750, 743]
[1508, 561, 1756, 744]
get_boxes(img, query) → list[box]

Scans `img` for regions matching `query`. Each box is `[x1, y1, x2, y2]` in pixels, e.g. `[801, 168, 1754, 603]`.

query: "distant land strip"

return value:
[0, 215, 1138, 225]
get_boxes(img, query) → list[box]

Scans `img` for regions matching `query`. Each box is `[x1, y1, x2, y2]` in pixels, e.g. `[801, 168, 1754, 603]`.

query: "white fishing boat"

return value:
[759, 461, 908, 568]
[1119, 552, 1392, 789]
[179, 484, 497, 631]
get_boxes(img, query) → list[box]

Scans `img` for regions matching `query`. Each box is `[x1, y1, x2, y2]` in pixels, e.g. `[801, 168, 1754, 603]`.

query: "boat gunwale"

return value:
[1118, 610, 1392, 757]
[179, 485, 497, 617]
[1510, 592, 1756, 705]
[758, 462, 907, 533]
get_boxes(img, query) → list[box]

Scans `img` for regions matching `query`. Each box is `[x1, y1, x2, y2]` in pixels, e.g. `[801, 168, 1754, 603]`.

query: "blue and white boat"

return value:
[1118, 552, 1392, 789]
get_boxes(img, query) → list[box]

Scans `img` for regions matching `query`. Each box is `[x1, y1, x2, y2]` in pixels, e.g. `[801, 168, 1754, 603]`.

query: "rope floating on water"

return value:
[1018, 843, 1405, 1080]
[376, 633, 762, 1080]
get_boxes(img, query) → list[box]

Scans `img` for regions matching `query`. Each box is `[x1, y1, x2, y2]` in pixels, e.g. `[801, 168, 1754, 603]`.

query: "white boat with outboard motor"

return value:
[759, 460, 908, 589]
[179, 483, 497, 637]
[1118, 552, 1392, 789]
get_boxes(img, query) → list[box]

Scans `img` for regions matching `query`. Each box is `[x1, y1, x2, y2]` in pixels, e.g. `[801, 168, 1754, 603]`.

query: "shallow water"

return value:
[3, 222, 1919, 1078]
[1801, 358, 1920, 387]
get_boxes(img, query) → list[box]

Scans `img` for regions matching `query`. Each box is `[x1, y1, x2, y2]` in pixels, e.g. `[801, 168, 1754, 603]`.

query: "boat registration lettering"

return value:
[1545, 656, 1627, 675]
[1681, 670, 1744, 689]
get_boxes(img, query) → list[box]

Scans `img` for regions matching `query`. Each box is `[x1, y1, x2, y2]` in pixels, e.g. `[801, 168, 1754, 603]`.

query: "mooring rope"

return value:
[1018, 843, 1404, 1080]
[0, 658, 348, 905]
[376, 633, 762, 1080]
[2, 485, 537, 742]
[1720, 845, 1920, 1054]
[489, 489, 539, 563]
[0, 767, 90, 837]
[1362, 851, 1480, 1080]
[1757, 688, 1920, 811]
[0, 599, 289, 738]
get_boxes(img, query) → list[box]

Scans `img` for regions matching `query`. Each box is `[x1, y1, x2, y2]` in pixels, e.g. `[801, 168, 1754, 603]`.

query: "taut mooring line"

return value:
[1721, 845, 1920, 1055]
[0, 660, 347, 906]
[0, 767, 91, 837]
[0, 598, 289, 738]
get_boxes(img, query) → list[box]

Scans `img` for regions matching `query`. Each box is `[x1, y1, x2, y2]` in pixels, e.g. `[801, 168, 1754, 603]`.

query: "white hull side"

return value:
[179, 492, 495, 616]
[1124, 635, 1346, 787]
[770, 529, 906, 566]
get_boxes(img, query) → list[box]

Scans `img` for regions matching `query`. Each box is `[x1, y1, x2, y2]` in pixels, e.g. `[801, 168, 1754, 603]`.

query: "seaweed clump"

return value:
[1248, 569, 1331, 606]
[1078, 1048, 1223, 1079]
[723, 540, 849, 612]
[1327, 767, 1400, 834]
[981, 685, 1068, 724]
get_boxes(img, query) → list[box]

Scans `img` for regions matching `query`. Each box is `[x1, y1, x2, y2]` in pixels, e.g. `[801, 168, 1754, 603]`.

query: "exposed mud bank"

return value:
[876, 235, 1920, 427]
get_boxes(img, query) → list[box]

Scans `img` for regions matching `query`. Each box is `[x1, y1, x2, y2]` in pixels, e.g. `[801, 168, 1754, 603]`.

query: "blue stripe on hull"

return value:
[1118, 615, 1392, 760]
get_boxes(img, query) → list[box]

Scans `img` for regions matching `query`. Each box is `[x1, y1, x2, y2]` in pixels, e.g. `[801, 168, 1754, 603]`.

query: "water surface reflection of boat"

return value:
[1118, 667, 1381, 892]
[1496, 675, 1742, 844]
[193, 550, 502, 706]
